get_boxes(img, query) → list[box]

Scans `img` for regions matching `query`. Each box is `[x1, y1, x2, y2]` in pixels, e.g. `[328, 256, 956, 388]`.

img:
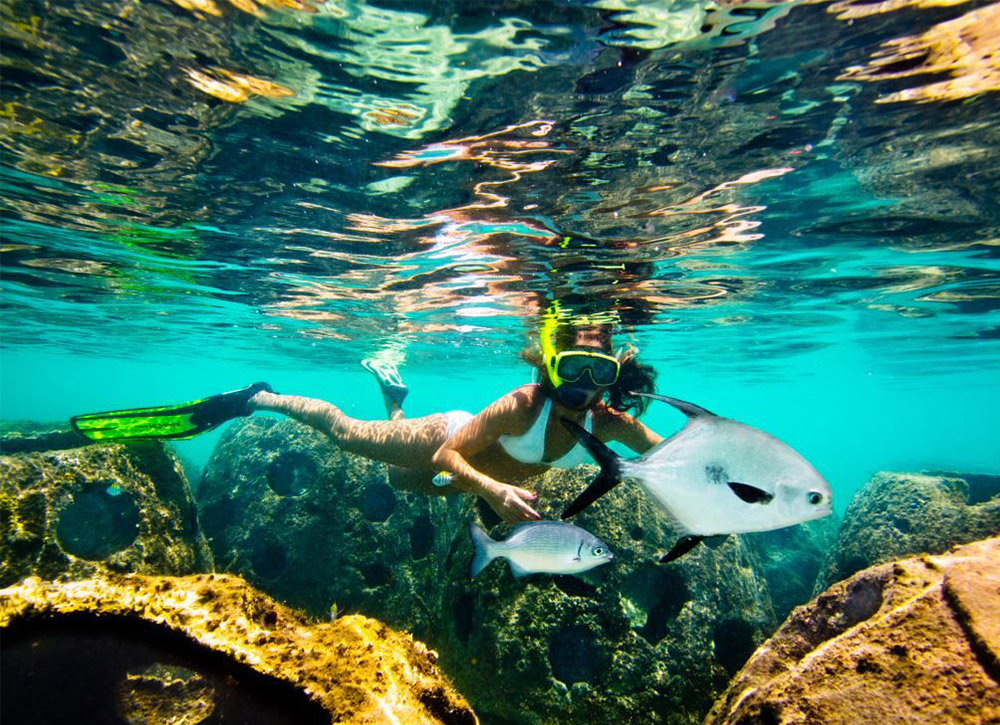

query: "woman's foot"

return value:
[361, 359, 408, 416]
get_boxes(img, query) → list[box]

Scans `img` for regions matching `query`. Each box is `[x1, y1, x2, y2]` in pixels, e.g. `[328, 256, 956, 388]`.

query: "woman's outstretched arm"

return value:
[432, 388, 542, 524]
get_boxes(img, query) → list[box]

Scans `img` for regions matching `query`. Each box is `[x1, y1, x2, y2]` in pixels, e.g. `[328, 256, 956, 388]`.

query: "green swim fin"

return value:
[70, 382, 272, 442]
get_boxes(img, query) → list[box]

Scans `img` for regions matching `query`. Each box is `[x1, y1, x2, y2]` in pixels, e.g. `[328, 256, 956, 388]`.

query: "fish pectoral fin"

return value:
[659, 535, 704, 563]
[727, 481, 774, 504]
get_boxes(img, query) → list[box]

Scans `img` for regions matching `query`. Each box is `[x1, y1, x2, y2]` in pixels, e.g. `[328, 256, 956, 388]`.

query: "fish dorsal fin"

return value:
[633, 393, 718, 419]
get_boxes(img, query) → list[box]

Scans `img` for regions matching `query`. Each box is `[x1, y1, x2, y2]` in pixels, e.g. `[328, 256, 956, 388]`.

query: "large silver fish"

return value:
[470, 521, 614, 578]
[561, 393, 832, 562]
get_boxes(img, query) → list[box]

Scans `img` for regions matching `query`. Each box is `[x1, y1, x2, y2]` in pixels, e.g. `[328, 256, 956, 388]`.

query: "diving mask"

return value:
[546, 350, 621, 388]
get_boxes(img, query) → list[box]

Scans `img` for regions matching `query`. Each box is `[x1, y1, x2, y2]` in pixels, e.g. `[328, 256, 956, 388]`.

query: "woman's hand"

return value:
[484, 483, 541, 524]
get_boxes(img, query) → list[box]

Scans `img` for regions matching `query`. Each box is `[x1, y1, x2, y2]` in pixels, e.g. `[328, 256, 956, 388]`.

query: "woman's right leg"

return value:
[249, 391, 448, 470]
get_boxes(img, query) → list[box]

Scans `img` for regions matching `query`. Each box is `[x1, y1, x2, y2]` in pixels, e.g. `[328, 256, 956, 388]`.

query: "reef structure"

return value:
[742, 516, 840, 625]
[437, 467, 776, 725]
[0, 573, 477, 725]
[705, 536, 1000, 725]
[0, 432, 213, 587]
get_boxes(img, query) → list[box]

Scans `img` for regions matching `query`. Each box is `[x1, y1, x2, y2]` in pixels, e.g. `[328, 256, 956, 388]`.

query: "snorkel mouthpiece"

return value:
[554, 383, 595, 410]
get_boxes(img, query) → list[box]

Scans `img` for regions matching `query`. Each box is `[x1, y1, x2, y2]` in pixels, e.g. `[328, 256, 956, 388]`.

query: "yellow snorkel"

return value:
[541, 301, 564, 389]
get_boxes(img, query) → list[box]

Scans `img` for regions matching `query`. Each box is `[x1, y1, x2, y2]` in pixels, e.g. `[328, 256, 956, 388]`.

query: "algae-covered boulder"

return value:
[197, 417, 461, 639]
[705, 536, 1000, 725]
[743, 515, 840, 625]
[818, 470, 1000, 590]
[0, 573, 476, 725]
[0, 432, 213, 587]
[0, 421, 91, 455]
[435, 467, 776, 725]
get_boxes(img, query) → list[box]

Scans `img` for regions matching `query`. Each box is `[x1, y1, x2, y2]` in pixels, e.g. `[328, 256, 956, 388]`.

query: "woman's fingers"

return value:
[511, 486, 537, 501]
[492, 485, 541, 523]
[505, 490, 541, 522]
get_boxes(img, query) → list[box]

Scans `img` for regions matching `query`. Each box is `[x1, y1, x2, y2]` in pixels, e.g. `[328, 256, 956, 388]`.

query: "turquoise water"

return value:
[3, 0, 1000, 508]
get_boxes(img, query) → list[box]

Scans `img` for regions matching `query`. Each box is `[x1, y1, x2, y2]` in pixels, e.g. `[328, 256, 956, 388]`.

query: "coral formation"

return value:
[0, 573, 476, 725]
[0, 434, 213, 587]
[704, 536, 1000, 725]
[818, 470, 1000, 590]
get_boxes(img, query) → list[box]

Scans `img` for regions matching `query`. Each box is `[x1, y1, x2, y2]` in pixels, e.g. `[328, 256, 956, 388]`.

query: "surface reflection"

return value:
[1, 0, 998, 369]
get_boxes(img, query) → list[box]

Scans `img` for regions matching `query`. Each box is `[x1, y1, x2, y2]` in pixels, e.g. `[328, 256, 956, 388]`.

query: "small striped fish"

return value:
[469, 521, 613, 578]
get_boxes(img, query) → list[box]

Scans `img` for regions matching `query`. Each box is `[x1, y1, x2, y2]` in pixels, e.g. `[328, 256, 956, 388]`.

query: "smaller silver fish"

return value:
[469, 521, 614, 578]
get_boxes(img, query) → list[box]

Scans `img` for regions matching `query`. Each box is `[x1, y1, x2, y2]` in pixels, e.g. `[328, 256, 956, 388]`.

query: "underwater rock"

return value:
[434, 467, 776, 725]
[742, 515, 840, 625]
[0, 573, 476, 725]
[0, 421, 91, 455]
[818, 470, 1000, 590]
[0, 435, 213, 587]
[199, 421, 781, 725]
[704, 536, 1000, 725]
[197, 417, 462, 640]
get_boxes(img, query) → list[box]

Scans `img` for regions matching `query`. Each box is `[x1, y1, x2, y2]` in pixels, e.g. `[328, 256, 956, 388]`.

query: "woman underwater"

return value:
[71, 319, 664, 523]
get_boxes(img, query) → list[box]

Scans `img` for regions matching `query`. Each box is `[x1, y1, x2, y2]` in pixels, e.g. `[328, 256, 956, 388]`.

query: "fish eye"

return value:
[807, 491, 823, 505]
[593, 546, 605, 556]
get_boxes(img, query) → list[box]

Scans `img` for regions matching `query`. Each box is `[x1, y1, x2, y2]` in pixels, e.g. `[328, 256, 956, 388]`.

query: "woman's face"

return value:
[551, 326, 614, 410]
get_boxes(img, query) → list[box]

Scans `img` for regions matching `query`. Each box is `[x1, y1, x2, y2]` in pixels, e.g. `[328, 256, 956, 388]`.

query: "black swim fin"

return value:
[70, 382, 272, 442]
[560, 418, 625, 519]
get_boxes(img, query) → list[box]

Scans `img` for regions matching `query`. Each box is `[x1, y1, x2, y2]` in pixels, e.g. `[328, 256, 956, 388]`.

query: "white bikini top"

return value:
[499, 397, 594, 469]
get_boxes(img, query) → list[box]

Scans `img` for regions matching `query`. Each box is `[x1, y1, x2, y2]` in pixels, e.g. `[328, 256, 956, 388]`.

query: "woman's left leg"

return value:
[250, 391, 452, 472]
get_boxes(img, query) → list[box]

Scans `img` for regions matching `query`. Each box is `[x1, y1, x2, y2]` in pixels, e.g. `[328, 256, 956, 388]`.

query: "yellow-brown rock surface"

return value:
[0, 440, 213, 586]
[704, 537, 1000, 725]
[0, 573, 477, 725]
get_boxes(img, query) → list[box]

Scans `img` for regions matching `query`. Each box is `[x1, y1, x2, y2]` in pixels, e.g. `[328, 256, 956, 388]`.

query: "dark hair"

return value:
[520, 329, 657, 416]
[605, 348, 657, 416]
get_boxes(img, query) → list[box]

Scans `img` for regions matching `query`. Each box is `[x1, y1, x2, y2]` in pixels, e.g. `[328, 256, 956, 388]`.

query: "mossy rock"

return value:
[743, 515, 840, 624]
[200, 419, 818, 724]
[706, 537, 1000, 725]
[0, 433, 212, 587]
[434, 467, 776, 725]
[198, 417, 462, 641]
[817, 470, 1000, 590]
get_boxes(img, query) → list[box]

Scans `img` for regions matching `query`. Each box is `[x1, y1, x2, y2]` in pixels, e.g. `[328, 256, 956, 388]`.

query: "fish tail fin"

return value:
[469, 523, 496, 577]
[560, 417, 625, 519]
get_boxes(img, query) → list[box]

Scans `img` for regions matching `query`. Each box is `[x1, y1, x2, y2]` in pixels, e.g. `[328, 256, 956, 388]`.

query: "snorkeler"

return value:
[71, 313, 664, 523]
